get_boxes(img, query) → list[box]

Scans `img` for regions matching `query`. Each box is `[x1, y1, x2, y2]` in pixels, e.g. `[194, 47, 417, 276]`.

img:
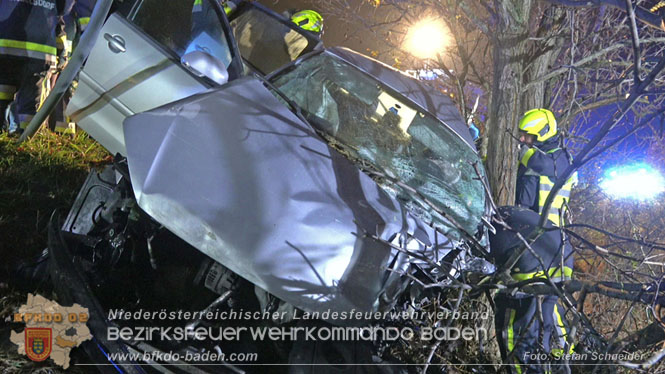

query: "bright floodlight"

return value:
[405, 18, 448, 59]
[600, 163, 665, 200]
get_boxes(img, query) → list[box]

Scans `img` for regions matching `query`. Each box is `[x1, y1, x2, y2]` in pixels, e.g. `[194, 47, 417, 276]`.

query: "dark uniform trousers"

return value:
[0, 56, 51, 131]
[495, 293, 572, 374]
[0, 0, 72, 131]
[489, 207, 575, 374]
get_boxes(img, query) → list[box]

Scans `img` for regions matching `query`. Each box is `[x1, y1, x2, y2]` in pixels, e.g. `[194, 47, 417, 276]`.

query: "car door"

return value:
[66, 0, 243, 156]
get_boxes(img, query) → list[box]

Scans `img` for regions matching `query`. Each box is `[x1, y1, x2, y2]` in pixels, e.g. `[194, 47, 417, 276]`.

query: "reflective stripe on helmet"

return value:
[520, 118, 545, 131]
[291, 10, 323, 33]
[519, 108, 557, 142]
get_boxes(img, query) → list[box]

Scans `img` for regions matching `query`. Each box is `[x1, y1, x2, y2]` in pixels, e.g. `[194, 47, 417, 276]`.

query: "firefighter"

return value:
[48, 0, 96, 135]
[48, 13, 75, 134]
[284, 9, 323, 61]
[289, 9, 324, 35]
[516, 109, 577, 227]
[72, 0, 94, 33]
[490, 206, 575, 374]
[0, 0, 73, 133]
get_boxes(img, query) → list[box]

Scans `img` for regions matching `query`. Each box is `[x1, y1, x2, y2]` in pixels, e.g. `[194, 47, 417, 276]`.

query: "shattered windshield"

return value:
[271, 53, 486, 238]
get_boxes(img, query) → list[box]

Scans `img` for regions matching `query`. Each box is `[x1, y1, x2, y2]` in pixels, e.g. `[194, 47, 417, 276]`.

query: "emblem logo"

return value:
[25, 328, 52, 362]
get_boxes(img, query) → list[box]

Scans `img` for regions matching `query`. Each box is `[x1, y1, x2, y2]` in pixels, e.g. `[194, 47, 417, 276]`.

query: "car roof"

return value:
[326, 47, 476, 150]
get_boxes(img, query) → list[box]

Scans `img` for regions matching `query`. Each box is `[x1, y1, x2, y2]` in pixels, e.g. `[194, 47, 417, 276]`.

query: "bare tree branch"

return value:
[545, 0, 664, 30]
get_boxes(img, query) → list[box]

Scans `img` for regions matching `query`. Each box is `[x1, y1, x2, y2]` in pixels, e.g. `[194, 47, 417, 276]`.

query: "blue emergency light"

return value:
[600, 163, 665, 200]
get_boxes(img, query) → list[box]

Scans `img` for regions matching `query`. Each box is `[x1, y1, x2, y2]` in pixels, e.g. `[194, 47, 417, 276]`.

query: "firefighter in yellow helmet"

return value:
[289, 10, 324, 35]
[489, 109, 579, 374]
[516, 109, 577, 227]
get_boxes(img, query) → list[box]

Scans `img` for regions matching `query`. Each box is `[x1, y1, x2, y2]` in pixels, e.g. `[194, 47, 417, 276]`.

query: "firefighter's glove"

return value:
[56, 54, 68, 71]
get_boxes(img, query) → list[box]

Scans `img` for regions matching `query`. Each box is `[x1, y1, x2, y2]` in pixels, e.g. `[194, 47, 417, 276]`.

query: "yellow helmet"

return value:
[291, 10, 323, 33]
[518, 108, 557, 142]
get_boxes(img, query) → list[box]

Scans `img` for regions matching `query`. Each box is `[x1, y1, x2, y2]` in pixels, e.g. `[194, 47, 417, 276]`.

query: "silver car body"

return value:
[66, 14, 210, 156]
[67, 0, 489, 322]
[123, 76, 454, 317]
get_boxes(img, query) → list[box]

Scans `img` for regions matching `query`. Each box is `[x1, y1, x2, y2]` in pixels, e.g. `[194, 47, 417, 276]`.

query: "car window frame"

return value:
[227, 1, 323, 77]
[115, 0, 244, 84]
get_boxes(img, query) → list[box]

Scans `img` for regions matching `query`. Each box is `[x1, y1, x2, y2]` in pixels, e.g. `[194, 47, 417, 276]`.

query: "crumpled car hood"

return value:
[123, 77, 454, 319]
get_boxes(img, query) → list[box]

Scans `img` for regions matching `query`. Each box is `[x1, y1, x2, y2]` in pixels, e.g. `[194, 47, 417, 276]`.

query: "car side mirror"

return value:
[181, 50, 229, 85]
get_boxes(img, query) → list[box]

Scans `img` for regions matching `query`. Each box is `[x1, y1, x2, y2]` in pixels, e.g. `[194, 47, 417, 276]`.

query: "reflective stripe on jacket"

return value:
[78, 16, 90, 30]
[489, 207, 575, 283]
[0, 39, 57, 63]
[0, 84, 17, 100]
[518, 143, 576, 226]
[0, 0, 70, 63]
[72, 0, 95, 31]
[538, 171, 577, 226]
[512, 265, 573, 282]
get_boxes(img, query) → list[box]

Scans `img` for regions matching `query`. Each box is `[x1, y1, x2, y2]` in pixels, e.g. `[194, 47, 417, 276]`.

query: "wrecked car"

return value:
[45, 0, 494, 371]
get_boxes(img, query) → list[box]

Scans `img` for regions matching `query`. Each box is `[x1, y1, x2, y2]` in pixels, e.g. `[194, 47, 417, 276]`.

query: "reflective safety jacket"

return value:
[0, 0, 73, 64]
[516, 136, 577, 226]
[72, 0, 95, 32]
[489, 206, 574, 283]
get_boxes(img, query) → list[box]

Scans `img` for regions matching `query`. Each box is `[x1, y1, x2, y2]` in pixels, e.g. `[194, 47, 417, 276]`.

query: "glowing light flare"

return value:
[404, 18, 449, 59]
[599, 163, 665, 200]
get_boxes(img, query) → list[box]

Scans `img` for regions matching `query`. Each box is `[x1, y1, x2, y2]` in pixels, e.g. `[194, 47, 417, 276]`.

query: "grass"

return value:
[0, 128, 109, 373]
[0, 128, 111, 283]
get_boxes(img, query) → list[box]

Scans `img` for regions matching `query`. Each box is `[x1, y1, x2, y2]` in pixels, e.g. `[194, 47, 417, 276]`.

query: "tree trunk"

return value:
[486, 1, 533, 206]
[525, 6, 566, 110]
